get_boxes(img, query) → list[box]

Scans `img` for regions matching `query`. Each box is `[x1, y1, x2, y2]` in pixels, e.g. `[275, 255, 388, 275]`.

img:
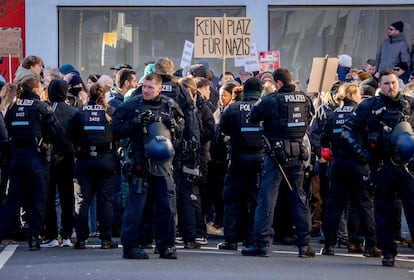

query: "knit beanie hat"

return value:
[59, 64, 76, 75]
[391, 21, 404, 32]
[360, 78, 378, 89]
[244, 77, 263, 92]
[338, 54, 352, 68]
[68, 74, 83, 88]
[260, 72, 274, 82]
[144, 63, 155, 76]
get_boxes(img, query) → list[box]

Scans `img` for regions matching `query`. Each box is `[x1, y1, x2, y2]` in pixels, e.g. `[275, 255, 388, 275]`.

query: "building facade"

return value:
[21, 1, 414, 85]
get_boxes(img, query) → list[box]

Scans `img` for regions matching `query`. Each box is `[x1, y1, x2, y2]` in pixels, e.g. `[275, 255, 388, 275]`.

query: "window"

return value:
[59, 6, 245, 79]
[269, 6, 413, 89]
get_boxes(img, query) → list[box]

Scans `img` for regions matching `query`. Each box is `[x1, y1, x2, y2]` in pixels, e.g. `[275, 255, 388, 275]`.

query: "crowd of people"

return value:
[0, 20, 413, 266]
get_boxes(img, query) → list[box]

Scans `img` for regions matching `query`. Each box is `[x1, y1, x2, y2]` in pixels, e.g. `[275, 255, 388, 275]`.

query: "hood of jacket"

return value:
[48, 79, 68, 102]
[13, 66, 41, 84]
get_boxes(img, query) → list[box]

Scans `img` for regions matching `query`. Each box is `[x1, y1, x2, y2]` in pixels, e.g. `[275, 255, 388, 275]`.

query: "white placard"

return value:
[244, 43, 259, 72]
[180, 40, 194, 69]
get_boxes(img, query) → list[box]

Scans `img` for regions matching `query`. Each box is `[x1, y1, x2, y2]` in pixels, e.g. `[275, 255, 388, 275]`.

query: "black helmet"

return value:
[144, 122, 174, 161]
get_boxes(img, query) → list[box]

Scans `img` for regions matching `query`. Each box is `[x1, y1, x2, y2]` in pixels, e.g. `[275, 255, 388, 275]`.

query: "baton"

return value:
[262, 135, 293, 191]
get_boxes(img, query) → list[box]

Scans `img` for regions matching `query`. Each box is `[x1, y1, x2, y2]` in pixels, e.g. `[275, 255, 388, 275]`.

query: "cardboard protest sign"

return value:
[194, 16, 251, 58]
[307, 56, 338, 93]
[0, 27, 22, 57]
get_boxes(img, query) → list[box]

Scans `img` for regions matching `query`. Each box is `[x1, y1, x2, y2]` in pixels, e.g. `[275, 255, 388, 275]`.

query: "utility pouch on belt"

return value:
[37, 138, 52, 162]
[130, 175, 146, 194]
[276, 139, 308, 161]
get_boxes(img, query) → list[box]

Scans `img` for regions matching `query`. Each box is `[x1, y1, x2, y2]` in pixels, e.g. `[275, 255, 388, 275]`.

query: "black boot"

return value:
[217, 241, 238, 250]
[122, 246, 149, 259]
[159, 246, 177, 259]
[382, 250, 397, 267]
[298, 245, 315, 258]
[321, 245, 334, 255]
[101, 239, 119, 249]
[74, 240, 86, 249]
[28, 236, 40, 251]
[241, 243, 269, 257]
[364, 246, 381, 258]
[183, 241, 201, 249]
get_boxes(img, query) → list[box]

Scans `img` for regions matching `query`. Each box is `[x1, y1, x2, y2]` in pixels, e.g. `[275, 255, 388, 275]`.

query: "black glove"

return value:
[133, 110, 153, 127]
[163, 117, 177, 131]
[353, 145, 370, 163]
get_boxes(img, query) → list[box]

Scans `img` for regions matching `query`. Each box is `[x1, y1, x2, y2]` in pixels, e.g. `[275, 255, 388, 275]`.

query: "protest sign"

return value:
[308, 56, 339, 106]
[0, 27, 21, 57]
[259, 50, 280, 72]
[180, 40, 194, 69]
[194, 16, 251, 58]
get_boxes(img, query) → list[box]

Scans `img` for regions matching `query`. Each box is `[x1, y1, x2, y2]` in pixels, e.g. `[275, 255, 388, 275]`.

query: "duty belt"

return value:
[10, 137, 39, 148]
[76, 143, 113, 157]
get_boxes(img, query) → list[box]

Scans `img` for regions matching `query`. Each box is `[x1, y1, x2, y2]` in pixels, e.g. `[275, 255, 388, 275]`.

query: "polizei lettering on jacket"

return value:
[83, 105, 105, 111]
[284, 94, 306, 103]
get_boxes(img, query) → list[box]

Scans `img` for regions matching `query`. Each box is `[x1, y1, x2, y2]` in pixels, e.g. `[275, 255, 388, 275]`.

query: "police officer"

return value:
[341, 69, 414, 266]
[241, 68, 315, 258]
[217, 77, 264, 250]
[131, 59, 201, 239]
[320, 83, 380, 257]
[112, 73, 184, 260]
[69, 83, 119, 250]
[0, 76, 64, 250]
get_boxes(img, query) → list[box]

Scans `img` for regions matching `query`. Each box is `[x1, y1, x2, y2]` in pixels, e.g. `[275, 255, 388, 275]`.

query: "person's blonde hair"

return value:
[155, 57, 174, 76]
[337, 83, 359, 101]
[0, 83, 18, 113]
[178, 77, 197, 97]
[402, 83, 414, 97]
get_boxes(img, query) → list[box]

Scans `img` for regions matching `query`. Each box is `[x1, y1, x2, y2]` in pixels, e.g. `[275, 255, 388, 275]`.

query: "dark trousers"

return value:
[121, 171, 176, 251]
[253, 155, 311, 247]
[44, 154, 75, 240]
[0, 148, 49, 238]
[176, 177, 201, 242]
[373, 159, 414, 256]
[322, 157, 376, 247]
[74, 152, 117, 241]
[222, 152, 262, 245]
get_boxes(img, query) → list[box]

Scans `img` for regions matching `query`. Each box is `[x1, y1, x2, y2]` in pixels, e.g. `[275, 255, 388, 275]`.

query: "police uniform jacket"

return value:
[111, 94, 184, 168]
[219, 89, 262, 152]
[343, 92, 414, 162]
[5, 91, 64, 151]
[131, 75, 199, 144]
[248, 84, 314, 143]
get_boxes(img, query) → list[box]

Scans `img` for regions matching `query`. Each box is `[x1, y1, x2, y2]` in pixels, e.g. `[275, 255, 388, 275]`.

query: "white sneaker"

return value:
[60, 238, 73, 247]
[175, 236, 184, 244]
[195, 237, 208, 245]
[40, 239, 59, 248]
